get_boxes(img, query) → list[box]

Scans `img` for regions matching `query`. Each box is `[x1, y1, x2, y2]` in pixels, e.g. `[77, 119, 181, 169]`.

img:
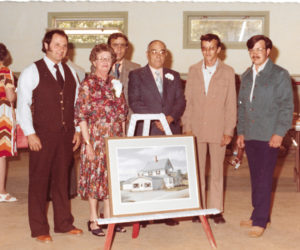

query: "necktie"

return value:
[54, 64, 64, 89]
[114, 63, 121, 79]
[155, 70, 163, 96]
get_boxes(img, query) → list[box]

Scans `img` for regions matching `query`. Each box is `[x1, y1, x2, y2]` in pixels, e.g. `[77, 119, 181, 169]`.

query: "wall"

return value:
[0, 2, 299, 75]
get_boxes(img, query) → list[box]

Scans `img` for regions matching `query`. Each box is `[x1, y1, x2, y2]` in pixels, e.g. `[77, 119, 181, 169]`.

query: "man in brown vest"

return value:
[17, 29, 82, 243]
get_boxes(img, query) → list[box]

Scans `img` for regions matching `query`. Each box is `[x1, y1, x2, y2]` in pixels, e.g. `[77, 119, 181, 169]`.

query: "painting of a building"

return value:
[122, 156, 183, 192]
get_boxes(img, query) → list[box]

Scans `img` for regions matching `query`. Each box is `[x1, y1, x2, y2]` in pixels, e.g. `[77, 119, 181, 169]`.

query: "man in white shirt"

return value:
[182, 34, 237, 224]
[17, 29, 82, 243]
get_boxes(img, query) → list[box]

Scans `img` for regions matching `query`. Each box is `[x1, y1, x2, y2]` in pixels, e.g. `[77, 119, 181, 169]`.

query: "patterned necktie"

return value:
[114, 63, 121, 79]
[54, 64, 64, 89]
[155, 70, 163, 96]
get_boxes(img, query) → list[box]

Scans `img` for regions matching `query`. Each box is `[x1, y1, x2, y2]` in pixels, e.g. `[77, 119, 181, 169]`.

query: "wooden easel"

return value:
[101, 114, 217, 249]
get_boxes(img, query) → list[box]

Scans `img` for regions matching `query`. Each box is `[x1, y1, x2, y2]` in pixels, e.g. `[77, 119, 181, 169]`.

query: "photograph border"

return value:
[105, 135, 201, 217]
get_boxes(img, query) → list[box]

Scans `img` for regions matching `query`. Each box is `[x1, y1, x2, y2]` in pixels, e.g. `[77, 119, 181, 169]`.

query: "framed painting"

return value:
[183, 11, 269, 49]
[105, 135, 200, 217]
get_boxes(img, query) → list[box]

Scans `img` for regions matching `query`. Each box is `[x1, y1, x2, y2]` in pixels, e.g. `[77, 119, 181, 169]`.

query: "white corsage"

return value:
[111, 79, 123, 98]
[165, 73, 174, 81]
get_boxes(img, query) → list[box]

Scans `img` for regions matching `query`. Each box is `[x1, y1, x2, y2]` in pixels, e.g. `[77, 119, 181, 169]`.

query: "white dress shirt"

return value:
[250, 58, 269, 102]
[17, 56, 80, 136]
[202, 60, 218, 95]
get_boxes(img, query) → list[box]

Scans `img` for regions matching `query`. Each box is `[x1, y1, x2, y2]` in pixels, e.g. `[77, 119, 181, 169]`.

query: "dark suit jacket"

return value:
[128, 64, 186, 135]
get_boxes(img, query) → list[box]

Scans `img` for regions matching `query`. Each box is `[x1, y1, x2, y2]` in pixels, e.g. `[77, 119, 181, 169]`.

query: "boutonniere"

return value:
[165, 73, 174, 81]
[111, 79, 123, 98]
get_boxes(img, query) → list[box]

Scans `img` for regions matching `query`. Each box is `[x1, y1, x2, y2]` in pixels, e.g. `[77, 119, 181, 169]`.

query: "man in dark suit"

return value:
[128, 40, 186, 136]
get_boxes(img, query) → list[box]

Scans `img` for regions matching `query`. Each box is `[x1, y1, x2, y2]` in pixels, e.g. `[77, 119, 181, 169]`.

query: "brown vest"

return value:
[33, 59, 76, 133]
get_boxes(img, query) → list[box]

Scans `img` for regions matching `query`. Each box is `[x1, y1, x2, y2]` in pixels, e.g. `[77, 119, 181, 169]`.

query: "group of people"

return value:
[0, 28, 293, 242]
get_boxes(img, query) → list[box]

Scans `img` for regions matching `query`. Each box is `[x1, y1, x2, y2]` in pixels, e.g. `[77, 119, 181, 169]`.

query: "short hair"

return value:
[200, 33, 221, 48]
[147, 40, 167, 51]
[246, 35, 273, 50]
[89, 43, 116, 64]
[107, 33, 129, 46]
[42, 29, 68, 53]
[0, 43, 8, 62]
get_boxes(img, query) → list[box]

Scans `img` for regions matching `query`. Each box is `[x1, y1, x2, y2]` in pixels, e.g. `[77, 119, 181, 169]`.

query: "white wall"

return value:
[1, 2, 300, 75]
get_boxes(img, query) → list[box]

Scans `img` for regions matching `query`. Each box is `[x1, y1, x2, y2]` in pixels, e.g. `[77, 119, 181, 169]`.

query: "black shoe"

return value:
[87, 221, 105, 236]
[192, 216, 201, 223]
[164, 219, 179, 226]
[211, 214, 226, 224]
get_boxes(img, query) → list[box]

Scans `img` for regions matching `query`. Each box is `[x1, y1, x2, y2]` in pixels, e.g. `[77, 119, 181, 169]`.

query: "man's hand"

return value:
[28, 134, 42, 151]
[236, 135, 245, 149]
[184, 131, 193, 136]
[221, 134, 232, 147]
[72, 132, 81, 151]
[269, 134, 283, 148]
[155, 115, 174, 132]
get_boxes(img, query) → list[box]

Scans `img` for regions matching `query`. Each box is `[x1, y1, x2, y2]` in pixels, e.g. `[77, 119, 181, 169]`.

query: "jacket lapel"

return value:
[143, 65, 162, 102]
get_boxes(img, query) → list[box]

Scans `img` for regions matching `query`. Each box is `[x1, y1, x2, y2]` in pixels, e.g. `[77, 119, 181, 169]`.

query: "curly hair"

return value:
[0, 43, 8, 62]
[89, 43, 116, 64]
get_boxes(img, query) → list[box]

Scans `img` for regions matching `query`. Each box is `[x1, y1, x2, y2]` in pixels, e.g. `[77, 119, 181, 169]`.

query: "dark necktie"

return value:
[114, 63, 121, 79]
[54, 64, 64, 89]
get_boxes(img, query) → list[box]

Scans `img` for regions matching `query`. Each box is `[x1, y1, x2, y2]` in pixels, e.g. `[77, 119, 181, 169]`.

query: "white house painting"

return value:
[116, 145, 190, 203]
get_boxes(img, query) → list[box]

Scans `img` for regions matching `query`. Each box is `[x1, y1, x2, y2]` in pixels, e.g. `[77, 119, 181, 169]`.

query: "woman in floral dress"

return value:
[75, 44, 128, 236]
[0, 43, 17, 202]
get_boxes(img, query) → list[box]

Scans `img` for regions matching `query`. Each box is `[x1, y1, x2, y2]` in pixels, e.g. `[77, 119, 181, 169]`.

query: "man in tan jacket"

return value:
[182, 33, 236, 224]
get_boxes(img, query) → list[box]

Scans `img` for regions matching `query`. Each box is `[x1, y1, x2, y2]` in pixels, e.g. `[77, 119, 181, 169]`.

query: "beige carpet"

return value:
[1, 148, 300, 250]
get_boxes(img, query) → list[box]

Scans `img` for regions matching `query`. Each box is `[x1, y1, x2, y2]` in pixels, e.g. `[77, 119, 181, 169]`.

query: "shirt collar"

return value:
[252, 58, 269, 73]
[149, 65, 163, 76]
[202, 59, 218, 71]
[43, 55, 62, 69]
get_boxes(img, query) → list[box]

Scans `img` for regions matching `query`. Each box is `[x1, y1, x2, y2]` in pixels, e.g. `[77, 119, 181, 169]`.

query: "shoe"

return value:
[0, 193, 17, 202]
[240, 219, 270, 228]
[248, 226, 265, 237]
[211, 214, 226, 224]
[192, 216, 201, 223]
[67, 227, 83, 235]
[165, 219, 179, 226]
[36, 235, 52, 243]
[114, 224, 126, 233]
[87, 221, 105, 237]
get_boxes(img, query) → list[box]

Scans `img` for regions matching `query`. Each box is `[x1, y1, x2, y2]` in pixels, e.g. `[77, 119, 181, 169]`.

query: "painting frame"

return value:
[105, 135, 201, 217]
[183, 11, 269, 49]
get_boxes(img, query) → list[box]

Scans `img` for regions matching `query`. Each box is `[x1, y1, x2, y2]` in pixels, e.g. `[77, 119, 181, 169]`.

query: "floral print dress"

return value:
[75, 74, 128, 200]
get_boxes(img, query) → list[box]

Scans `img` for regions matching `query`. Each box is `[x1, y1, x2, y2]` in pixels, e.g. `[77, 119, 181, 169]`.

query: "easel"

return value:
[99, 114, 218, 249]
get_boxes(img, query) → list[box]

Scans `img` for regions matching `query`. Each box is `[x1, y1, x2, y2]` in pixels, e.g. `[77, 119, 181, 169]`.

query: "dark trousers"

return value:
[28, 130, 75, 237]
[245, 140, 279, 228]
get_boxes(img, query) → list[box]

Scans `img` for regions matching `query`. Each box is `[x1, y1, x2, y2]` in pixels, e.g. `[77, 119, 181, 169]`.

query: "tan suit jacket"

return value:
[118, 59, 140, 131]
[119, 59, 140, 105]
[182, 60, 237, 143]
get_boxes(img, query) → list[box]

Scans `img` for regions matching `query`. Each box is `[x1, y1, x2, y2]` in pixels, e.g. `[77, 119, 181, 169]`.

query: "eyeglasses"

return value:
[96, 57, 112, 62]
[149, 49, 167, 56]
[111, 43, 127, 49]
[249, 48, 266, 53]
[201, 46, 217, 52]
